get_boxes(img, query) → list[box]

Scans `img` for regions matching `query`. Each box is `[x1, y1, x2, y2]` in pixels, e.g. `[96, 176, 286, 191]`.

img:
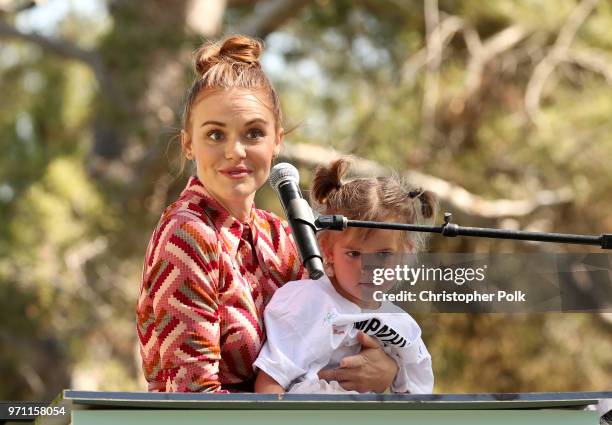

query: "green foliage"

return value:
[1, 0, 611, 399]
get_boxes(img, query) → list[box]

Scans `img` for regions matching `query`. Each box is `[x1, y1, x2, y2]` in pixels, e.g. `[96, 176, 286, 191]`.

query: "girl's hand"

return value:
[318, 331, 398, 393]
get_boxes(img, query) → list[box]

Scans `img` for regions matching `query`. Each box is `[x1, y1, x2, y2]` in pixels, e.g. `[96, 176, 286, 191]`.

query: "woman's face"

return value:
[324, 229, 408, 308]
[182, 88, 282, 218]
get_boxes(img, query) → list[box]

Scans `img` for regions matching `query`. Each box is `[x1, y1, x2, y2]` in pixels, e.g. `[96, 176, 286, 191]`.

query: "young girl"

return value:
[253, 158, 437, 394]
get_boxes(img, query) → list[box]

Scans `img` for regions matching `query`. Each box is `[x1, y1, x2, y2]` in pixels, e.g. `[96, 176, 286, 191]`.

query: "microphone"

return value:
[269, 163, 325, 279]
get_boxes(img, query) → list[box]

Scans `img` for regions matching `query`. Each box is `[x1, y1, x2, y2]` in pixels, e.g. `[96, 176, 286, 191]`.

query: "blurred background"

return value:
[1, 0, 611, 401]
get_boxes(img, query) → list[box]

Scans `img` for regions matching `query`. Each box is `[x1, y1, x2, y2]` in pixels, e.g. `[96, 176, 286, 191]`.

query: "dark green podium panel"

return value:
[63, 390, 611, 425]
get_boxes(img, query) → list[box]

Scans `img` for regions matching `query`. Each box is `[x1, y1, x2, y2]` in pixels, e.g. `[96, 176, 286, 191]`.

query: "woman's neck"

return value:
[222, 196, 253, 222]
[199, 182, 254, 223]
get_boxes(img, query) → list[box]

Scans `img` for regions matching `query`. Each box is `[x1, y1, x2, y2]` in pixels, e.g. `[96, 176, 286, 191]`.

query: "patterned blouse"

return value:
[137, 176, 305, 392]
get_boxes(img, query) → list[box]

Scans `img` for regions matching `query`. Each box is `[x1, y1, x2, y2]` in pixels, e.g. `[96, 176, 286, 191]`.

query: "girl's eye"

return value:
[377, 251, 393, 258]
[207, 130, 224, 141]
[246, 128, 265, 140]
[346, 251, 361, 258]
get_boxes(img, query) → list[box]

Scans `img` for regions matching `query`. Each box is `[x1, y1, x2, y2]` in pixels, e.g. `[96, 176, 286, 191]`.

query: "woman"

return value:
[137, 34, 400, 393]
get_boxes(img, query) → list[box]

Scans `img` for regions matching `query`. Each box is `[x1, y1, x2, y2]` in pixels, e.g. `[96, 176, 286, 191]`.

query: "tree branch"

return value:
[279, 142, 574, 220]
[400, 15, 464, 86]
[0, 18, 103, 80]
[566, 46, 612, 83]
[186, 0, 227, 37]
[238, 0, 311, 38]
[524, 0, 599, 120]
[421, 0, 442, 143]
[464, 24, 527, 97]
[0, 18, 129, 112]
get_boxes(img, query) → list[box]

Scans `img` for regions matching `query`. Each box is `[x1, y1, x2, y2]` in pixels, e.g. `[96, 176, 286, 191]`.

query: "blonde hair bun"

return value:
[195, 35, 263, 77]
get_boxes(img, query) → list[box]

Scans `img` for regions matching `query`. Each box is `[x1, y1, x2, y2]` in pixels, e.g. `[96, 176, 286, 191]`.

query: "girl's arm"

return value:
[252, 283, 332, 392]
[255, 370, 285, 394]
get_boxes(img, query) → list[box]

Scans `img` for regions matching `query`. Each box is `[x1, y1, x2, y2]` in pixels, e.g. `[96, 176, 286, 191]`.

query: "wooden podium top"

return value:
[63, 390, 612, 410]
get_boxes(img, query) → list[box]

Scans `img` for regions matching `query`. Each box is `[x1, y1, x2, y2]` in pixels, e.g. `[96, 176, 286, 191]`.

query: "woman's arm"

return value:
[318, 331, 398, 393]
[138, 218, 223, 392]
[255, 370, 285, 394]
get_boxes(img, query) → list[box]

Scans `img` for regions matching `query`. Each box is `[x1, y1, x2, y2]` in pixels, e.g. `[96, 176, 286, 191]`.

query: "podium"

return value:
[58, 390, 612, 425]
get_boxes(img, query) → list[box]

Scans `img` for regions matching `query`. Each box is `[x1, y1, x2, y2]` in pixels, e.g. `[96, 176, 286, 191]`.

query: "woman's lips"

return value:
[220, 166, 252, 179]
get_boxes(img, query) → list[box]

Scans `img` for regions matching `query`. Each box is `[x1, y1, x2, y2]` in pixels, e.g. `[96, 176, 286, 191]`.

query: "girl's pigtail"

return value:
[310, 158, 349, 207]
[408, 188, 438, 222]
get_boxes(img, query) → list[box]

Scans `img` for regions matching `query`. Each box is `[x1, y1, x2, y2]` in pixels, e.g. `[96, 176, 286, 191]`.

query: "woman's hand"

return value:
[318, 331, 398, 393]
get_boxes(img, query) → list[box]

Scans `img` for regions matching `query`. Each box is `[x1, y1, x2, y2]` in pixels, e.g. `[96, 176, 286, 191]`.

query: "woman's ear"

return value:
[274, 127, 284, 156]
[181, 129, 192, 158]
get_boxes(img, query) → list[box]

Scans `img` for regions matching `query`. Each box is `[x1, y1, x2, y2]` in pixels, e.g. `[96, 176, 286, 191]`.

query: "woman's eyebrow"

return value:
[201, 120, 225, 127]
[245, 118, 267, 126]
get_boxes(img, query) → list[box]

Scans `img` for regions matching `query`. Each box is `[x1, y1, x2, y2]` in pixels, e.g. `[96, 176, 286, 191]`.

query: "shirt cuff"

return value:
[390, 360, 413, 393]
[389, 346, 434, 394]
[253, 350, 307, 389]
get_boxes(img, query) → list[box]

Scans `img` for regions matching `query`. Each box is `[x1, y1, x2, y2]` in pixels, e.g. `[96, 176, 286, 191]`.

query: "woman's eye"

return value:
[346, 251, 361, 258]
[207, 130, 224, 141]
[246, 128, 264, 140]
[377, 251, 393, 258]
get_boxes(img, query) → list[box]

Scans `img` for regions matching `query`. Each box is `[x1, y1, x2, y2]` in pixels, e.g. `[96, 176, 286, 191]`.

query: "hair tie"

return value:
[408, 188, 423, 199]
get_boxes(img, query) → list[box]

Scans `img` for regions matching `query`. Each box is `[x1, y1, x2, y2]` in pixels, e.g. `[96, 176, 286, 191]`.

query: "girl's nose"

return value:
[361, 263, 373, 283]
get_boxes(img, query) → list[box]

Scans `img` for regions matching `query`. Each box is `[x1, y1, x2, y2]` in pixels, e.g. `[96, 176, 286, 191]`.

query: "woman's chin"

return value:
[224, 182, 259, 200]
[232, 183, 257, 198]
[214, 172, 265, 200]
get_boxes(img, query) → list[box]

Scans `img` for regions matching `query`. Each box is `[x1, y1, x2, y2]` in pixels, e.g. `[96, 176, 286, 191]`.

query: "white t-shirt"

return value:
[253, 276, 434, 393]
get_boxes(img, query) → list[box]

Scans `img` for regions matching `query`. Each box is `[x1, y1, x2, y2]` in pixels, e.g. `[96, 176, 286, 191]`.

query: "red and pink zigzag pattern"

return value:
[137, 176, 304, 392]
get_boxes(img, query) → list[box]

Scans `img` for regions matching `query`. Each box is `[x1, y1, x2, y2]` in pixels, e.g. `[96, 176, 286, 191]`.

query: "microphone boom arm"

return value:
[315, 212, 612, 250]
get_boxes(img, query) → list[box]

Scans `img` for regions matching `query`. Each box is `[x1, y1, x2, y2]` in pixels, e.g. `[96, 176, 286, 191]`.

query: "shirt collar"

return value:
[180, 175, 257, 257]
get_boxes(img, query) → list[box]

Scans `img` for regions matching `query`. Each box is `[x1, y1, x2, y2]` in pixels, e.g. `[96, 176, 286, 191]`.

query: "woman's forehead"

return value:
[192, 88, 274, 121]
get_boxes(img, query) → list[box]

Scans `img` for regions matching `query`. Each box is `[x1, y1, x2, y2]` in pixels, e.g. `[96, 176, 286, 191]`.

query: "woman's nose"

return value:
[225, 138, 247, 160]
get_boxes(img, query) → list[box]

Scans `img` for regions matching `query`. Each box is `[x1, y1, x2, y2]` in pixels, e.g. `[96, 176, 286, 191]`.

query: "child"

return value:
[253, 158, 437, 394]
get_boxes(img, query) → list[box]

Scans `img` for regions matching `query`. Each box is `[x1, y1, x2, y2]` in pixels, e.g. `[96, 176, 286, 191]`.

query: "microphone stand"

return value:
[315, 212, 612, 250]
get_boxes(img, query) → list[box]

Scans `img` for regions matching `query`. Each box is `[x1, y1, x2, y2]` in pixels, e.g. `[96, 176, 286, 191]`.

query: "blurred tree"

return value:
[0, 0, 611, 399]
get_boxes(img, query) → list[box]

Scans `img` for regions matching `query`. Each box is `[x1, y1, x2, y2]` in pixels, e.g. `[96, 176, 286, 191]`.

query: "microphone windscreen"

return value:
[269, 162, 300, 192]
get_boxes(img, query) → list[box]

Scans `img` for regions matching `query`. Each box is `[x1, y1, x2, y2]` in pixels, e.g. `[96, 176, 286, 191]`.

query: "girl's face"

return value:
[323, 229, 411, 309]
[182, 87, 282, 220]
